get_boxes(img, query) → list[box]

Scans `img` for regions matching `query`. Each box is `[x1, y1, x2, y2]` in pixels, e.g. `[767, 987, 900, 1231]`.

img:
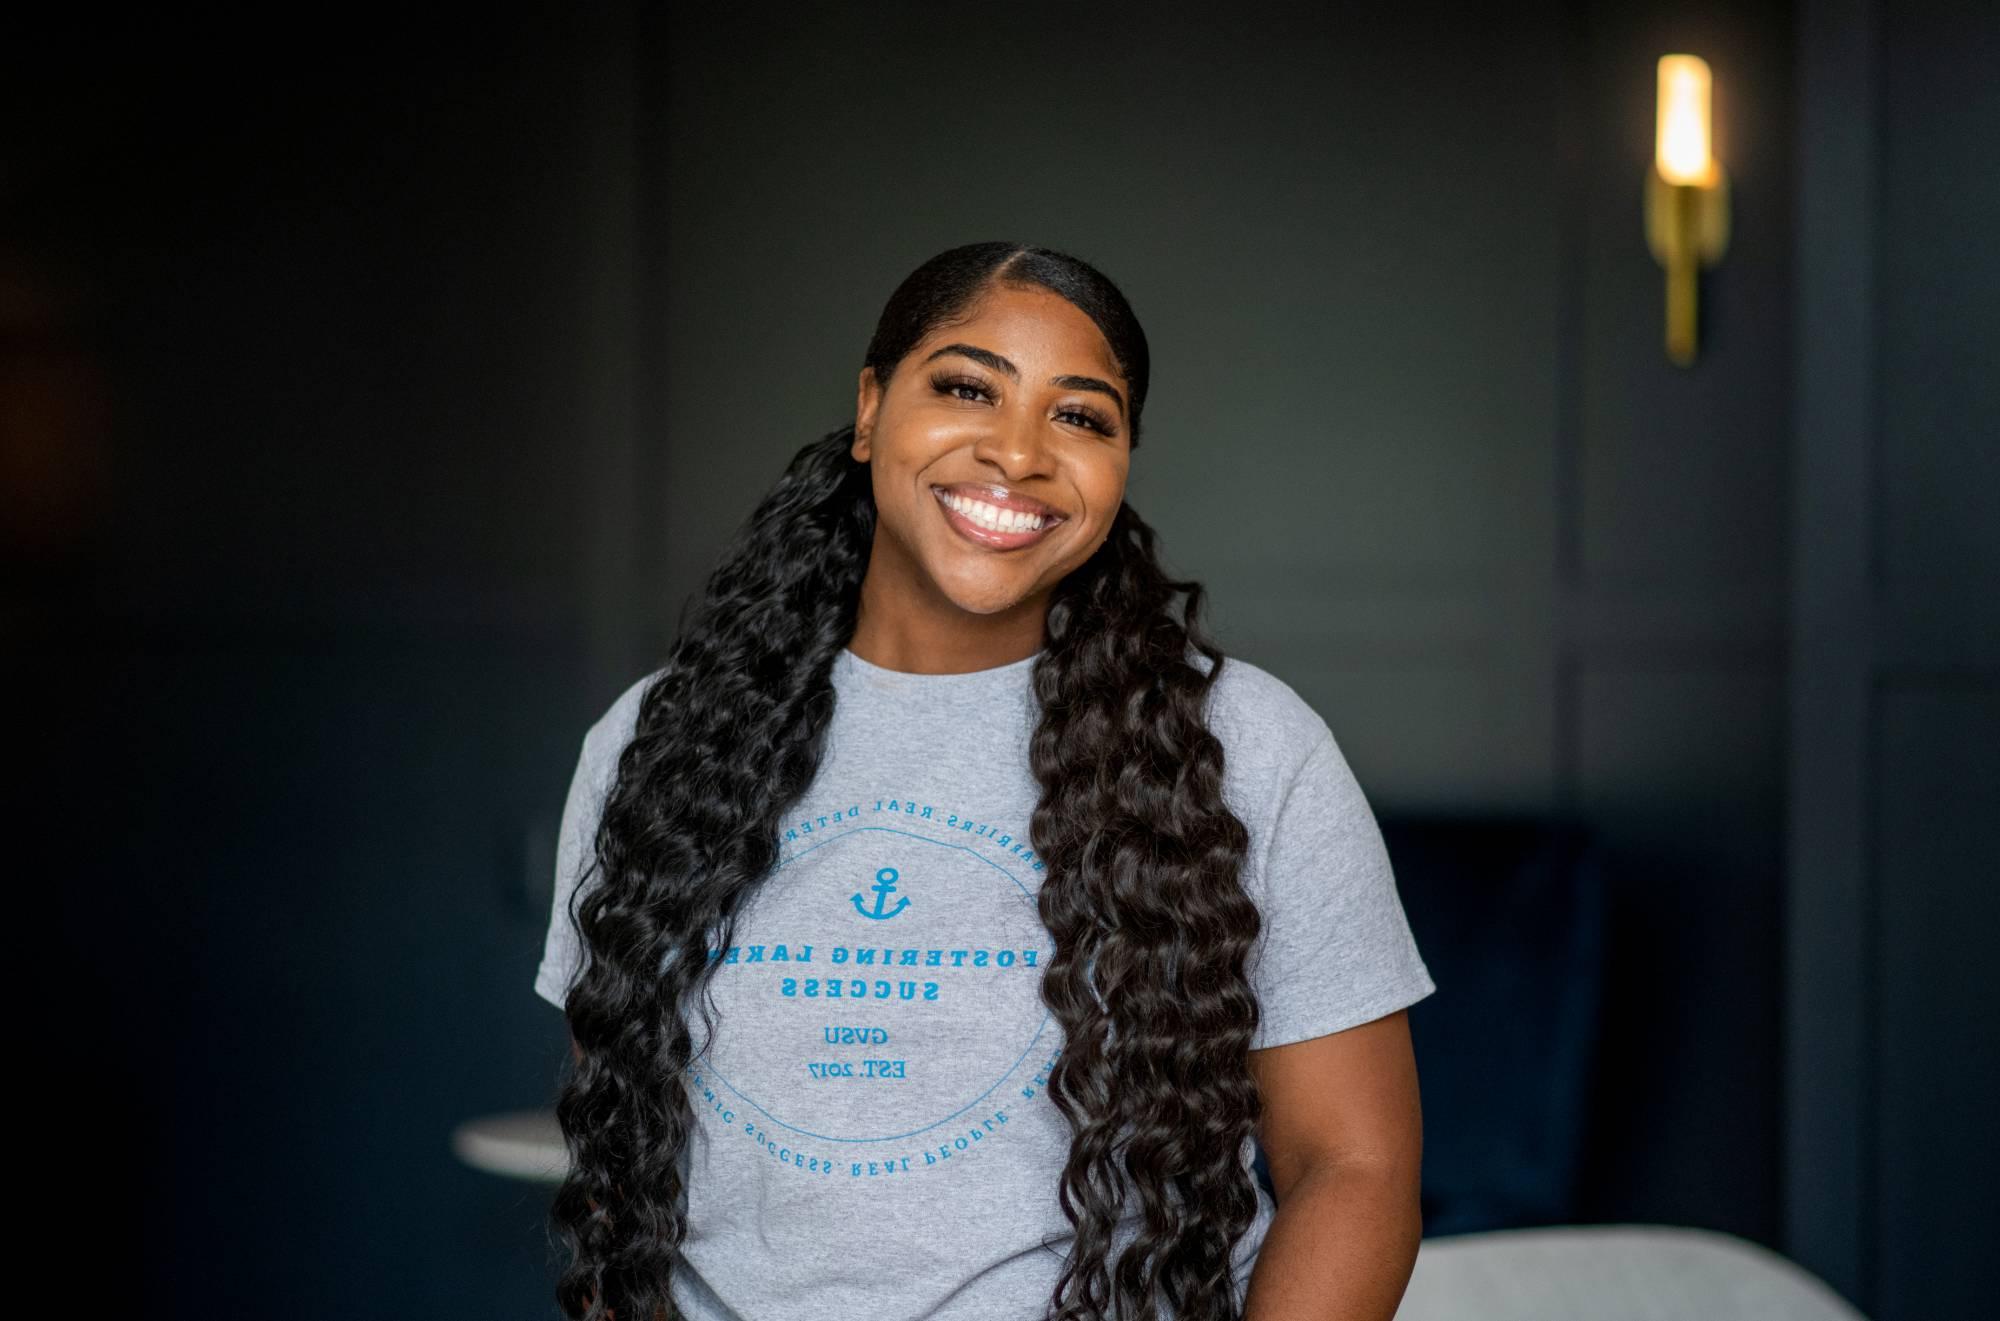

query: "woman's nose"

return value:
[974, 405, 1053, 477]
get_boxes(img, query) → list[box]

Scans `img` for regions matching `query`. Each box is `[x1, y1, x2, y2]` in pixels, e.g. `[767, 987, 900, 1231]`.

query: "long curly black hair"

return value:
[550, 241, 1265, 1320]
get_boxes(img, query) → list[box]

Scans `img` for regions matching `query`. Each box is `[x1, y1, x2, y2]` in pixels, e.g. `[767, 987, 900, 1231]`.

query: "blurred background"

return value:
[5, 2, 1993, 1318]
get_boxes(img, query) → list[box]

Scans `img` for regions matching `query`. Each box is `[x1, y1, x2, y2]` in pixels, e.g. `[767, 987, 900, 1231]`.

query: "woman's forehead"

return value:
[917, 291, 1125, 382]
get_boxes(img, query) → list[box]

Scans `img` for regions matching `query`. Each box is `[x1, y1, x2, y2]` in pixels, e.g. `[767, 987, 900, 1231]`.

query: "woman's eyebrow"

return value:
[922, 343, 1127, 418]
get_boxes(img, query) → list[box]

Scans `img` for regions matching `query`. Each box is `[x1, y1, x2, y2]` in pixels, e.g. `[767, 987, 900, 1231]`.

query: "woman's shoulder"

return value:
[1192, 648, 1337, 798]
[580, 666, 666, 762]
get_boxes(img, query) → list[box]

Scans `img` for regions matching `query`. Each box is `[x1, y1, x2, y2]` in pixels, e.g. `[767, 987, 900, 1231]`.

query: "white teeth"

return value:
[944, 491, 1048, 534]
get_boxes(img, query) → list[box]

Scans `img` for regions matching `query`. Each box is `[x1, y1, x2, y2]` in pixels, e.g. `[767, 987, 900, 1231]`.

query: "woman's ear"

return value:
[852, 366, 880, 462]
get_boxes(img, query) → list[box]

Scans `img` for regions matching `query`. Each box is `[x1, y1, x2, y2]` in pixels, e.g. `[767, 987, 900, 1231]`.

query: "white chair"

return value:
[1397, 1223, 1866, 1321]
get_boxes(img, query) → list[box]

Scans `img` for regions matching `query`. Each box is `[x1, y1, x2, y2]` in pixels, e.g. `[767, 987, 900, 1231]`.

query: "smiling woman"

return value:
[537, 241, 1435, 1321]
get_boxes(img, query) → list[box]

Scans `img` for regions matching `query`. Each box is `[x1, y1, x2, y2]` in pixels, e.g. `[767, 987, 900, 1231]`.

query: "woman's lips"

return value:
[931, 485, 1064, 550]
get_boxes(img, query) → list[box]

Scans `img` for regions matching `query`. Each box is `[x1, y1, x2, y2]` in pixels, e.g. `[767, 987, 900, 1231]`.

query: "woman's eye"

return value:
[1058, 407, 1114, 436]
[931, 372, 993, 403]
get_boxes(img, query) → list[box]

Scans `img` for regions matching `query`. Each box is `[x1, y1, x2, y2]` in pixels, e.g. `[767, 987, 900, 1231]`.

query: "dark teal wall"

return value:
[7, 16, 638, 1318]
[1788, 0, 2000, 1313]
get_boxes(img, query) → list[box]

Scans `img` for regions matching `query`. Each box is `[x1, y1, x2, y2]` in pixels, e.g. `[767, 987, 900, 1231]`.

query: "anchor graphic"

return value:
[851, 866, 911, 920]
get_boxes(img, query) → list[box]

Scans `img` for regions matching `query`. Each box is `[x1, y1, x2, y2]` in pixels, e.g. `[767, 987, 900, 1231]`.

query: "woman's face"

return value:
[852, 283, 1133, 624]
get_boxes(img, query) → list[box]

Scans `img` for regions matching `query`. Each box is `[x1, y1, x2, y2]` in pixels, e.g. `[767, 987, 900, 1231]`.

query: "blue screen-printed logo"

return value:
[694, 824, 1053, 1150]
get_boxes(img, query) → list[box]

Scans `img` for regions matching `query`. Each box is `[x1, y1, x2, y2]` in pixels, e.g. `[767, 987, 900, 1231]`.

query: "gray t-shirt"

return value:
[536, 645, 1435, 1320]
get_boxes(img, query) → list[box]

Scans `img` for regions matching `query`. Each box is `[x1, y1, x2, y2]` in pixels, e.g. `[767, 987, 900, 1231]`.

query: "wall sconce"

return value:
[1644, 54, 1731, 366]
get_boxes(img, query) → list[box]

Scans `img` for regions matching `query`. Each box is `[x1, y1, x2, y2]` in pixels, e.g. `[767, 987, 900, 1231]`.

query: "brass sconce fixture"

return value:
[1644, 54, 1731, 366]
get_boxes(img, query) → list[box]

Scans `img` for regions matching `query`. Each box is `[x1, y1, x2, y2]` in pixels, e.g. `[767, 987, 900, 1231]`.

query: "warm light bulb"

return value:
[1656, 54, 1713, 185]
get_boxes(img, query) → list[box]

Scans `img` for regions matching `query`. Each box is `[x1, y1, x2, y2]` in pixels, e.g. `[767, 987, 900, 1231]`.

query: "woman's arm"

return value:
[1242, 1009, 1425, 1321]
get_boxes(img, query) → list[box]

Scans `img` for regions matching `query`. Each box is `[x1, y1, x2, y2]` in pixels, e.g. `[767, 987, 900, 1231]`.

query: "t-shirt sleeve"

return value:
[534, 676, 651, 1010]
[1245, 727, 1436, 1050]
[533, 727, 614, 1010]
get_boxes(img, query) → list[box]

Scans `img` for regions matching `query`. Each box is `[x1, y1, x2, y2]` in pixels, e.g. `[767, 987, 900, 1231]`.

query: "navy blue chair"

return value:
[1250, 815, 1607, 1237]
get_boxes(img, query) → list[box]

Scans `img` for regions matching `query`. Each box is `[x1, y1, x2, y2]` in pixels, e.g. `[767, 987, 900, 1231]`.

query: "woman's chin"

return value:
[926, 571, 1043, 619]
[943, 591, 1033, 619]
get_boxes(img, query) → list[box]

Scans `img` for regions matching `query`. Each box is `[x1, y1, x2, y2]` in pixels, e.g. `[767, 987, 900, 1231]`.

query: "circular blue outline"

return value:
[700, 824, 1050, 1143]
